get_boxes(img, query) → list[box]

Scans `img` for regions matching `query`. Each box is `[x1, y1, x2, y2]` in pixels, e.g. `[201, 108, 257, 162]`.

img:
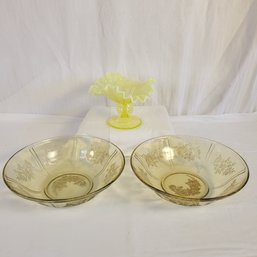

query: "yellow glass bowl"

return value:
[130, 135, 249, 206]
[3, 136, 125, 207]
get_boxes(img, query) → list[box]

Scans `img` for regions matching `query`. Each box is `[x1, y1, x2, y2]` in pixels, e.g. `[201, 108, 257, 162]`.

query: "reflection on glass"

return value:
[80, 149, 87, 159]
[48, 151, 57, 160]
[162, 147, 174, 160]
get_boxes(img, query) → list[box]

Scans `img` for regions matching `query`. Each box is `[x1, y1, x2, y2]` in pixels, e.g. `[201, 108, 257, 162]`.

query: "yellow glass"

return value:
[3, 135, 125, 207]
[130, 135, 249, 206]
[89, 72, 154, 129]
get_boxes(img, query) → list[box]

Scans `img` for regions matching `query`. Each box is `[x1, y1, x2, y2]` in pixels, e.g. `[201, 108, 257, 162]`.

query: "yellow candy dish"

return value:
[89, 72, 154, 129]
[3, 136, 125, 207]
[130, 135, 249, 206]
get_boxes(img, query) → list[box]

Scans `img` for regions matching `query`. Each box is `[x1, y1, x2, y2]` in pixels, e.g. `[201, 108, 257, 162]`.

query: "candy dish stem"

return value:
[107, 103, 142, 129]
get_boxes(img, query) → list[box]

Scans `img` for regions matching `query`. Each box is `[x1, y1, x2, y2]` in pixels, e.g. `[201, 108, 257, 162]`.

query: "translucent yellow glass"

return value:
[89, 72, 154, 129]
[3, 136, 125, 207]
[130, 135, 249, 206]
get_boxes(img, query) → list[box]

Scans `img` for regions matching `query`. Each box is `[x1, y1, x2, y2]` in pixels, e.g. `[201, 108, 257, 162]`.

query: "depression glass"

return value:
[3, 136, 125, 207]
[89, 72, 154, 129]
[130, 135, 249, 206]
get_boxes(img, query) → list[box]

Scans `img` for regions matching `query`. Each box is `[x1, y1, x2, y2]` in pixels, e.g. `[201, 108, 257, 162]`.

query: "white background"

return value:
[0, 1, 257, 257]
[0, 112, 257, 257]
[0, 0, 256, 116]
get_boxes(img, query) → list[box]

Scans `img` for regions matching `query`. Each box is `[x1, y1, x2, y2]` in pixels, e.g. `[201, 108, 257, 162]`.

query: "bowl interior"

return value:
[3, 136, 125, 202]
[131, 136, 249, 200]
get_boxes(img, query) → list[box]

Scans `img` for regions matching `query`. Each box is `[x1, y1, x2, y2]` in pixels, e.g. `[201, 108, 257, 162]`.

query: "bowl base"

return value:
[40, 195, 96, 208]
[161, 172, 209, 199]
[45, 173, 93, 200]
[107, 115, 142, 129]
[156, 192, 210, 206]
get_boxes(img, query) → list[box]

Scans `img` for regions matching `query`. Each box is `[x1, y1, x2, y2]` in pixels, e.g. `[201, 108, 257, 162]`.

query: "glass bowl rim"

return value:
[130, 134, 250, 202]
